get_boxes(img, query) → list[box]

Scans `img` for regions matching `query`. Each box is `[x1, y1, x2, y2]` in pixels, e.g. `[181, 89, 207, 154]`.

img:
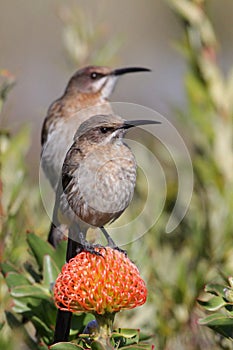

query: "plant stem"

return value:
[94, 312, 116, 349]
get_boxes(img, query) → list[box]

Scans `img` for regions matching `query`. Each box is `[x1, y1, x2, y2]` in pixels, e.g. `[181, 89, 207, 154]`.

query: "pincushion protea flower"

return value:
[53, 247, 147, 315]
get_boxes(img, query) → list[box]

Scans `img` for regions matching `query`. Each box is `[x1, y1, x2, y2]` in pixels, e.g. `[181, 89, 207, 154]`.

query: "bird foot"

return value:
[80, 242, 104, 256]
[80, 242, 127, 257]
[99, 226, 127, 255]
[112, 245, 127, 256]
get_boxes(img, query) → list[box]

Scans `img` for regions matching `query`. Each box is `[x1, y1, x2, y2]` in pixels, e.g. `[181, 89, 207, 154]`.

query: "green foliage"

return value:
[1, 233, 61, 346]
[1, 1, 233, 349]
[50, 328, 153, 350]
[198, 278, 233, 341]
[1, 233, 93, 347]
[58, 5, 123, 68]
[0, 15, 151, 349]
[161, 0, 233, 348]
[0, 69, 15, 114]
[0, 123, 48, 265]
[1, 233, 153, 349]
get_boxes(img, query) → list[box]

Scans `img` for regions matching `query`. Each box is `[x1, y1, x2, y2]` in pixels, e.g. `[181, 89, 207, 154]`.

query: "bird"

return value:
[53, 114, 160, 344]
[41, 65, 151, 247]
[59, 114, 161, 257]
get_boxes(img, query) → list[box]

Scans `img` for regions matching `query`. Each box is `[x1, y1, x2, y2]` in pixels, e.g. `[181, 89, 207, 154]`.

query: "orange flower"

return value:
[54, 247, 147, 315]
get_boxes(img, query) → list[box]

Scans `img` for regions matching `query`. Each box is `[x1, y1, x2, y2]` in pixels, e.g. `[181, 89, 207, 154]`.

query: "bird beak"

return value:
[122, 119, 161, 129]
[113, 67, 151, 76]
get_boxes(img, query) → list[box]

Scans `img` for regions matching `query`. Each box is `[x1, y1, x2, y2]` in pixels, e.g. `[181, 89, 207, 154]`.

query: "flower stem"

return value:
[94, 312, 115, 348]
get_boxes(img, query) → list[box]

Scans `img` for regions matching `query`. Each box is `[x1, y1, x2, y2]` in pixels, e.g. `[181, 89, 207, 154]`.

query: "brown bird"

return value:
[53, 114, 160, 344]
[41, 65, 151, 247]
[59, 114, 161, 256]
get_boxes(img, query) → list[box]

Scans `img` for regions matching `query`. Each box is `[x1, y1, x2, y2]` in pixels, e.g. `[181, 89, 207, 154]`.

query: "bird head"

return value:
[65, 66, 151, 98]
[74, 114, 161, 144]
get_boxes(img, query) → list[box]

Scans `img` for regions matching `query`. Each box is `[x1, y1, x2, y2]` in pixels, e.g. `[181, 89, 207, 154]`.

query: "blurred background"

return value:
[0, 0, 184, 176]
[0, 0, 233, 174]
[0, 0, 232, 176]
[1, 1, 233, 349]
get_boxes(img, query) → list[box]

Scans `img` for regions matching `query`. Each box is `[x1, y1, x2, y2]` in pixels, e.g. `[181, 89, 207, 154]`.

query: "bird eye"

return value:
[100, 127, 108, 133]
[90, 72, 98, 79]
[90, 72, 104, 80]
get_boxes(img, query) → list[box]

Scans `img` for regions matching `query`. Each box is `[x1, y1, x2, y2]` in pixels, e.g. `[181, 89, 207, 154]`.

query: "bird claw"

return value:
[112, 246, 128, 256]
[77, 242, 104, 256]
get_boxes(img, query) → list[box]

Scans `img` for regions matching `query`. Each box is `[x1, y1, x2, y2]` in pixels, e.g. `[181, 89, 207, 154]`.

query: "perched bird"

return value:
[41, 65, 151, 246]
[53, 113, 160, 344]
[59, 114, 161, 256]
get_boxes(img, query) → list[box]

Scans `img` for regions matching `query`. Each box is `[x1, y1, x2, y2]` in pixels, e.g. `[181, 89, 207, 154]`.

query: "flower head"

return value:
[54, 247, 147, 315]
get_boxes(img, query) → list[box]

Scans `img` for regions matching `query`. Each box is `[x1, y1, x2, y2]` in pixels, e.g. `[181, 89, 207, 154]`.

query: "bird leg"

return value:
[68, 225, 102, 257]
[100, 226, 117, 247]
[100, 226, 127, 255]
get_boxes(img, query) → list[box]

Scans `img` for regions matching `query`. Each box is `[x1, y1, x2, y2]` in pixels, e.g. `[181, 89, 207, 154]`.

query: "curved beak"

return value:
[113, 67, 151, 76]
[122, 119, 161, 129]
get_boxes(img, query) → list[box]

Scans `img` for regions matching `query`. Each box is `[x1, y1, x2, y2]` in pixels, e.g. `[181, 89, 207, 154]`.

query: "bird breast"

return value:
[62, 143, 137, 227]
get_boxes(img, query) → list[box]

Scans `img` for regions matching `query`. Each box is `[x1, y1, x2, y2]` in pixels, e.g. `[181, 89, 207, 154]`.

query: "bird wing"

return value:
[41, 97, 64, 147]
[62, 146, 83, 192]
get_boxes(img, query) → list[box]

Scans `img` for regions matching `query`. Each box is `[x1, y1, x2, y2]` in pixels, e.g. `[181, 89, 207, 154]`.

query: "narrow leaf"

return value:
[50, 342, 84, 350]
[27, 233, 54, 270]
[113, 328, 140, 339]
[91, 340, 107, 350]
[52, 240, 67, 270]
[204, 283, 226, 297]
[5, 272, 31, 289]
[120, 345, 154, 350]
[43, 255, 60, 289]
[138, 332, 153, 342]
[12, 298, 31, 313]
[5, 311, 21, 328]
[11, 284, 50, 300]
[199, 313, 233, 339]
[198, 296, 227, 311]
[0, 262, 18, 276]
[5, 311, 39, 350]
[31, 316, 53, 337]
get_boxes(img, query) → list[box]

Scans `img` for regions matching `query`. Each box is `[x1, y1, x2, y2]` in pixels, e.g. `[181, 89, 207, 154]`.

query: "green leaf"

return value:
[42, 255, 60, 289]
[112, 328, 140, 347]
[199, 313, 233, 339]
[1, 126, 31, 214]
[0, 262, 18, 276]
[204, 283, 226, 297]
[12, 298, 31, 313]
[31, 315, 53, 338]
[120, 345, 154, 350]
[138, 332, 153, 342]
[113, 328, 139, 339]
[5, 311, 39, 350]
[27, 233, 55, 270]
[120, 345, 153, 350]
[24, 261, 42, 283]
[5, 272, 31, 289]
[11, 293, 43, 313]
[4, 311, 21, 328]
[70, 313, 94, 336]
[52, 240, 67, 270]
[198, 296, 227, 311]
[11, 284, 50, 300]
[27, 233, 66, 274]
[50, 342, 84, 350]
[91, 340, 107, 350]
